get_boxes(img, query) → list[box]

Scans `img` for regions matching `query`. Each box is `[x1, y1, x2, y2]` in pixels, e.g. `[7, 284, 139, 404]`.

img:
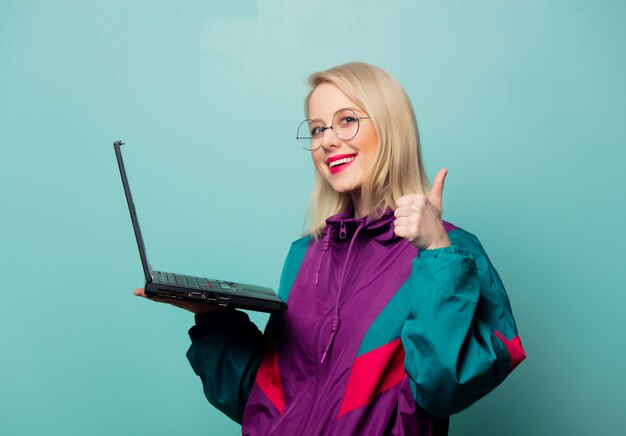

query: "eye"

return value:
[338, 116, 357, 126]
[334, 108, 360, 127]
[310, 125, 324, 137]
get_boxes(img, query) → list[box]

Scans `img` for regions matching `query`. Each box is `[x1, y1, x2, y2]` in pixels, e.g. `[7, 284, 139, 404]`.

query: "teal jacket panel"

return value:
[402, 228, 525, 418]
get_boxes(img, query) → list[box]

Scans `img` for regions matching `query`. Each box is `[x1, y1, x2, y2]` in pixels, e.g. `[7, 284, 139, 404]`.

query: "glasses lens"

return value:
[332, 109, 360, 141]
[297, 119, 321, 150]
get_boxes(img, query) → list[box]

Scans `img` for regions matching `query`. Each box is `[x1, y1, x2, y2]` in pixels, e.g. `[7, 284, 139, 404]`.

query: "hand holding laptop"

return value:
[133, 288, 219, 315]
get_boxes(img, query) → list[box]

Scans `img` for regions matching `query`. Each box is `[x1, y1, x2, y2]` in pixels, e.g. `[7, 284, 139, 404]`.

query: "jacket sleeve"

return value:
[401, 228, 526, 419]
[185, 237, 310, 423]
[186, 309, 264, 424]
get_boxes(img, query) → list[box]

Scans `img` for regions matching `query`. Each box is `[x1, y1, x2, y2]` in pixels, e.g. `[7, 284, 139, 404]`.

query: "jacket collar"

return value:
[324, 204, 398, 243]
[316, 204, 398, 364]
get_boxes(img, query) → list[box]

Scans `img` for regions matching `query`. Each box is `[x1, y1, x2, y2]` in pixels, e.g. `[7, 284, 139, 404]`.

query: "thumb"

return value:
[428, 168, 448, 212]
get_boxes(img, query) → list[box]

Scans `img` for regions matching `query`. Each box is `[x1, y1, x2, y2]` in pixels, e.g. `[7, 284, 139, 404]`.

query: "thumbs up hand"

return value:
[393, 168, 451, 250]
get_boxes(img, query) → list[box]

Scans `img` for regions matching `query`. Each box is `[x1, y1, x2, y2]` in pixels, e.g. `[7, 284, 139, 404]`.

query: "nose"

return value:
[319, 126, 339, 151]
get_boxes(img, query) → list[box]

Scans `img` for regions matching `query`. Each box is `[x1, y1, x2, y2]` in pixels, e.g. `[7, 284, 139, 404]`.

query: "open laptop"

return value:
[114, 140, 287, 313]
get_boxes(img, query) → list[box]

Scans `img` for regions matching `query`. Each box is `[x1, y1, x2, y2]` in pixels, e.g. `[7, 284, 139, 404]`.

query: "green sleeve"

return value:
[186, 309, 264, 424]
[401, 228, 525, 419]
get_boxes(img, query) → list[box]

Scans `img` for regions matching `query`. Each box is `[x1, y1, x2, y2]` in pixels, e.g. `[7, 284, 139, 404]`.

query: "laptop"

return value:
[114, 140, 287, 313]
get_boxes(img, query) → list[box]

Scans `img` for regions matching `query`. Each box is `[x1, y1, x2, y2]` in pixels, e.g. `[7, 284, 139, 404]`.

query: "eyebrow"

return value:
[308, 107, 364, 122]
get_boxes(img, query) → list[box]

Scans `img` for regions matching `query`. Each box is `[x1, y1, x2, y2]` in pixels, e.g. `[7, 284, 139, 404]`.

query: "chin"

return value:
[321, 168, 364, 194]
[329, 181, 361, 195]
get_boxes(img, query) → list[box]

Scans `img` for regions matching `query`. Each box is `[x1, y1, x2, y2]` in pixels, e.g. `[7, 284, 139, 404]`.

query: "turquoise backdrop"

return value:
[1, 1, 625, 435]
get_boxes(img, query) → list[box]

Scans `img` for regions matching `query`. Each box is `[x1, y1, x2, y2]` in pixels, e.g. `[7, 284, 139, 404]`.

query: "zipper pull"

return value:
[339, 222, 347, 239]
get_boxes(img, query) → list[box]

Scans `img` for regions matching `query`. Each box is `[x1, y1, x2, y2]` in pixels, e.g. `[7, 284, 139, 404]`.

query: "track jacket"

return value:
[187, 207, 526, 435]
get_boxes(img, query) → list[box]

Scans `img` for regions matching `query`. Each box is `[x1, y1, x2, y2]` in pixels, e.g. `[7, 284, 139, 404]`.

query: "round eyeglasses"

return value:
[296, 108, 371, 151]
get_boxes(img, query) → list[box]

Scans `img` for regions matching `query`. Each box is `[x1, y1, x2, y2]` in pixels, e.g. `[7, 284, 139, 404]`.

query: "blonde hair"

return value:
[303, 62, 431, 238]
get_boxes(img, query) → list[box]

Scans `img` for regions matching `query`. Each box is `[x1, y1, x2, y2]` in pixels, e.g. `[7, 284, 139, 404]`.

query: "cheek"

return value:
[312, 154, 327, 174]
[357, 145, 377, 171]
[357, 129, 378, 165]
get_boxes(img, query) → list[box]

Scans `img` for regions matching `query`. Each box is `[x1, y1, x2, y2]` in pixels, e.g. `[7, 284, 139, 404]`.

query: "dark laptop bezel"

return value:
[114, 140, 287, 314]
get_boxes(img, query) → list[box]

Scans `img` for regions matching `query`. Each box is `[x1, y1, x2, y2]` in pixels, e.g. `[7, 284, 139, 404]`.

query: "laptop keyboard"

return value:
[156, 272, 239, 293]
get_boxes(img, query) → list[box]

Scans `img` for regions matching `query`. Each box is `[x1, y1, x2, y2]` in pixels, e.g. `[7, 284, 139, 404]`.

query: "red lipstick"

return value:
[326, 153, 357, 165]
[327, 153, 357, 174]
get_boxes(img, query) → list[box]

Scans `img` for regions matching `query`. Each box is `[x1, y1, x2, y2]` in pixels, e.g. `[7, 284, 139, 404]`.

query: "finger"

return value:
[134, 289, 170, 304]
[394, 205, 411, 218]
[394, 225, 408, 239]
[393, 216, 413, 228]
[396, 194, 428, 209]
[395, 195, 419, 208]
[428, 168, 448, 212]
[160, 298, 217, 314]
[394, 202, 424, 219]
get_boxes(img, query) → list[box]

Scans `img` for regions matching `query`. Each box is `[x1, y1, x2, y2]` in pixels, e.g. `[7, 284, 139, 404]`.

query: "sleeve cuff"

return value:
[189, 308, 245, 340]
[417, 244, 468, 260]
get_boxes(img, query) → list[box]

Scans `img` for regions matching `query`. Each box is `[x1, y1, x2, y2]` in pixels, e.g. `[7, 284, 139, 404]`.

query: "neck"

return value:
[350, 191, 368, 219]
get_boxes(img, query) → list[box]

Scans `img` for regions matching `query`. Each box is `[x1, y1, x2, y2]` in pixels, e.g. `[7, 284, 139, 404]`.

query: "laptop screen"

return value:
[114, 141, 153, 283]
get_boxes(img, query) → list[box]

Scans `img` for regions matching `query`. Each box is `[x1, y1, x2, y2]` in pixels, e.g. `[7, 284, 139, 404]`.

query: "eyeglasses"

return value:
[296, 108, 371, 151]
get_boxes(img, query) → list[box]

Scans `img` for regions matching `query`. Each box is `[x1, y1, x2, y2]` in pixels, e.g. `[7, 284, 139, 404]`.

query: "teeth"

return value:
[329, 156, 356, 168]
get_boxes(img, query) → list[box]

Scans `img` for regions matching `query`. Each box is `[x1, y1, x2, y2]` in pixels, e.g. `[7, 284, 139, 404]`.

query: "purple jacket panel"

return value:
[242, 207, 449, 435]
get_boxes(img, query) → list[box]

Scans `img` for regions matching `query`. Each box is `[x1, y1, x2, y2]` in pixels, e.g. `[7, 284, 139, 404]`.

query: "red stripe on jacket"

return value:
[494, 330, 526, 370]
[255, 343, 285, 414]
[338, 338, 406, 417]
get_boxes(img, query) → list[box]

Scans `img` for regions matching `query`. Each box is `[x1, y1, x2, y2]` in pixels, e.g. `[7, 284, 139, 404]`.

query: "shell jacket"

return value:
[186, 207, 526, 435]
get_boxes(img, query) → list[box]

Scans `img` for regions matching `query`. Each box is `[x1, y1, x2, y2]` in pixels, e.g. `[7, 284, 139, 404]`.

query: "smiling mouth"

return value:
[329, 156, 356, 167]
[328, 155, 357, 174]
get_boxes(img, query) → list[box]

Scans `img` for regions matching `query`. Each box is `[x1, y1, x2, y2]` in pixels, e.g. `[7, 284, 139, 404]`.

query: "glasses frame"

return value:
[296, 108, 371, 151]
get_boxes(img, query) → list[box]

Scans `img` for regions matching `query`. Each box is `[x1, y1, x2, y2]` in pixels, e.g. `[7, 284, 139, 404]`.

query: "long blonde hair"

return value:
[303, 62, 431, 238]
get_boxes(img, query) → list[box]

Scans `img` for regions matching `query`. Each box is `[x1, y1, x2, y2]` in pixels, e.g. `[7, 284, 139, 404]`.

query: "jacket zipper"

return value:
[300, 220, 359, 433]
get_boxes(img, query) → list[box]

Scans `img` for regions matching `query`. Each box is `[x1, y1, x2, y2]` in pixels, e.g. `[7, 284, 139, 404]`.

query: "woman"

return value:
[135, 62, 526, 435]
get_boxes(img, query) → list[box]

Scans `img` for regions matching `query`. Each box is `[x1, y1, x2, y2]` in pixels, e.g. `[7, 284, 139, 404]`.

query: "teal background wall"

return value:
[1, 1, 625, 435]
